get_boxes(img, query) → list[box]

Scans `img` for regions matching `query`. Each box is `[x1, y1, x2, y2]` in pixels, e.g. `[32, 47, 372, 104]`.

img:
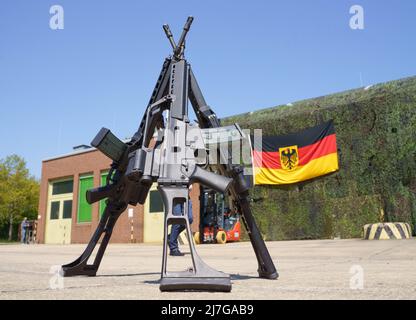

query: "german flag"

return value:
[252, 120, 339, 185]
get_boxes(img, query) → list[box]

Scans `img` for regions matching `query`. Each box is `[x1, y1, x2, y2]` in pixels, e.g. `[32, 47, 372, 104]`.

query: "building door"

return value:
[143, 184, 164, 243]
[45, 179, 73, 244]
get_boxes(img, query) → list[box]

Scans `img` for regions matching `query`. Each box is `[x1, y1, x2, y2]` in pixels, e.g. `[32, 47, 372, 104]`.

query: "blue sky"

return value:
[0, 0, 415, 178]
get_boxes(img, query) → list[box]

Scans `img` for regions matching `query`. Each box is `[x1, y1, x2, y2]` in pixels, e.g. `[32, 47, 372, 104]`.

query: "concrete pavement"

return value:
[0, 239, 415, 299]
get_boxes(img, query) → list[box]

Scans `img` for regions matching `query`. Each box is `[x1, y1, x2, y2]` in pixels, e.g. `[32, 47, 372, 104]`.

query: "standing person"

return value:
[21, 217, 29, 244]
[168, 185, 193, 256]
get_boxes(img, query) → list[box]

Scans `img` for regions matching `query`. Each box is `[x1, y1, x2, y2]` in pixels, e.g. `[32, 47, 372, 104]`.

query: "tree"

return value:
[0, 155, 39, 241]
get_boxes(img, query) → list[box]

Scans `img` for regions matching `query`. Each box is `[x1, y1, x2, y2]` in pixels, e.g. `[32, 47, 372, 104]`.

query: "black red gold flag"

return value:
[252, 120, 339, 185]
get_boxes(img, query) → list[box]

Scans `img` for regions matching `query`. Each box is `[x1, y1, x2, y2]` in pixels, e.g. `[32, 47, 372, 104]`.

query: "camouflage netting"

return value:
[222, 76, 416, 240]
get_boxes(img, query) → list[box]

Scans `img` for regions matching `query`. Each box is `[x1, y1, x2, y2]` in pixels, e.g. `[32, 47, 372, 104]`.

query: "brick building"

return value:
[36, 146, 200, 244]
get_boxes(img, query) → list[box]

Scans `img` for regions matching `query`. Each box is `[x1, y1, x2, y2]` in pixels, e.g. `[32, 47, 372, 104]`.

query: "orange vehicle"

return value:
[194, 188, 241, 244]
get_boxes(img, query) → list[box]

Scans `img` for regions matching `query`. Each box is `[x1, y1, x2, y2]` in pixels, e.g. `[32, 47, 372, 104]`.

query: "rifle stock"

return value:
[189, 165, 232, 194]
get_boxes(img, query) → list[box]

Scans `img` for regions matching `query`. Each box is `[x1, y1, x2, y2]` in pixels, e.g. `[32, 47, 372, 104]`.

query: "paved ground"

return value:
[0, 239, 415, 299]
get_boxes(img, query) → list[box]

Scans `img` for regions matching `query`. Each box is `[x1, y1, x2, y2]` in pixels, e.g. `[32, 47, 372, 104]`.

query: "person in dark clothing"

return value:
[168, 185, 193, 256]
[21, 217, 29, 244]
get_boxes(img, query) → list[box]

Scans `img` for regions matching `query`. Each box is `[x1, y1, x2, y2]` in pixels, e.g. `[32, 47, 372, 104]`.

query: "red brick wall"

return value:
[37, 149, 200, 243]
[37, 149, 146, 244]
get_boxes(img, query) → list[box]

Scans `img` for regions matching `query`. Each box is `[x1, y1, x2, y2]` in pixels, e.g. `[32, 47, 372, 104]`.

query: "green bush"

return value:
[223, 76, 416, 240]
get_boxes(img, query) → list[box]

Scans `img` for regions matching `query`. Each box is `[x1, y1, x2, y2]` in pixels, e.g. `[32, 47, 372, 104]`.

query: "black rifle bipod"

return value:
[61, 201, 126, 277]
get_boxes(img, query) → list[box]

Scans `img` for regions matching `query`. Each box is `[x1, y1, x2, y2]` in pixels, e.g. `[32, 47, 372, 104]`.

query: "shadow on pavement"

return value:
[96, 272, 257, 283]
[97, 272, 160, 278]
[230, 274, 258, 280]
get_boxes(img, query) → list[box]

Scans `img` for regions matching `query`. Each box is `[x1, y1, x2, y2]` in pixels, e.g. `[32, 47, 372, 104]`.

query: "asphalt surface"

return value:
[0, 239, 415, 299]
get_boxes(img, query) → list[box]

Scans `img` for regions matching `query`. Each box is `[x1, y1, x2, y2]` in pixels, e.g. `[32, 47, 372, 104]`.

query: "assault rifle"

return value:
[62, 17, 278, 291]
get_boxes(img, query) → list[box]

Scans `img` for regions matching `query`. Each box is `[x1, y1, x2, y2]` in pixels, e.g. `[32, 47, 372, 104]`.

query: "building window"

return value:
[50, 201, 60, 220]
[63, 200, 72, 219]
[78, 174, 94, 223]
[149, 190, 164, 213]
[52, 180, 73, 195]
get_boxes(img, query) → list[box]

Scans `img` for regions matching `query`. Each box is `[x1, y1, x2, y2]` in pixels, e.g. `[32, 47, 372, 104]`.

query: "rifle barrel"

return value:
[162, 24, 176, 51]
[175, 16, 194, 57]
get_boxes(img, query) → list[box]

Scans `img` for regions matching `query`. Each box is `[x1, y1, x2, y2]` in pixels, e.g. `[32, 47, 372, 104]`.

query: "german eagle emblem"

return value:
[279, 145, 299, 171]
